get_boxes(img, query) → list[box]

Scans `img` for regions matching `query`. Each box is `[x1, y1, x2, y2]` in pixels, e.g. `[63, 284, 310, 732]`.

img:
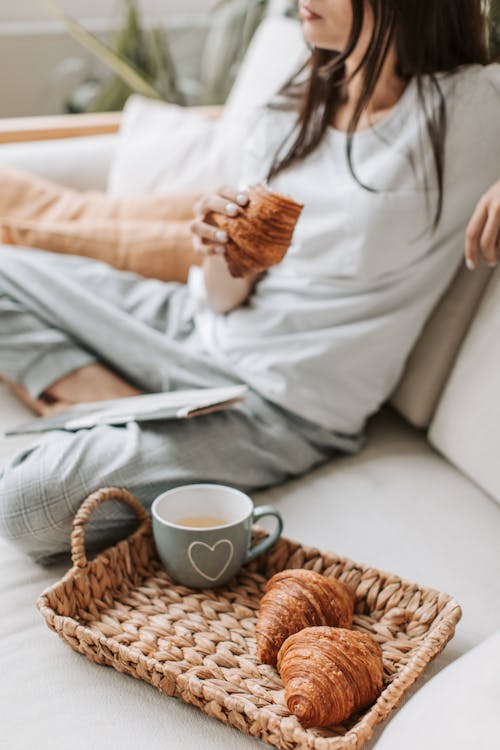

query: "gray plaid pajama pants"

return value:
[0, 246, 362, 564]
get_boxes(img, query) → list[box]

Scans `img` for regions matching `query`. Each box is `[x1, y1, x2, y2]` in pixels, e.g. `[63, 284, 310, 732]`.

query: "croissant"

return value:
[255, 569, 355, 665]
[277, 626, 384, 728]
[207, 182, 304, 278]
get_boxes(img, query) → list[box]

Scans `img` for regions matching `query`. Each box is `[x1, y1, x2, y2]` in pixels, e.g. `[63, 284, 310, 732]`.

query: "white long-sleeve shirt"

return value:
[188, 63, 500, 434]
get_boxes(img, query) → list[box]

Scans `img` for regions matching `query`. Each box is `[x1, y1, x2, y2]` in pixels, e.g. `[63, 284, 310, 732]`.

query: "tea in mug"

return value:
[174, 516, 228, 528]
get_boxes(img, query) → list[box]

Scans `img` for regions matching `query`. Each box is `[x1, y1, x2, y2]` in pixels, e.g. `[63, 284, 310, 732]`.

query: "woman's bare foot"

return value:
[2, 377, 73, 416]
[44, 363, 143, 403]
[1, 224, 13, 244]
[2, 364, 143, 417]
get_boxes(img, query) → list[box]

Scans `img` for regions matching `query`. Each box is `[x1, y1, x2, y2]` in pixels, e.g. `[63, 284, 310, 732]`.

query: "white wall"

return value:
[0, 1, 216, 23]
[0, 1, 213, 117]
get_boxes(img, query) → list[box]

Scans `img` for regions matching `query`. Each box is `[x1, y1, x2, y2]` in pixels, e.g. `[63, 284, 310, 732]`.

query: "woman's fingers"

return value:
[481, 203, 500, 267]
[190, 185, 250, 256]
[209, 186, 249, 218]
[465, 180, 500, 270]
[216, 184, 250, 209]
[191, 234, 224, 257]
[195, 185, 249, 219]
[465, 199, 487, 270]
[190, 222, 227, 256]
[190, 218, 229, 245]
[193, 194, 239, 220]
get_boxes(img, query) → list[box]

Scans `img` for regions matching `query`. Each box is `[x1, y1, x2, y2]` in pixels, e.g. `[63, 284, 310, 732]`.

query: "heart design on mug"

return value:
[187, 539, 234, 582]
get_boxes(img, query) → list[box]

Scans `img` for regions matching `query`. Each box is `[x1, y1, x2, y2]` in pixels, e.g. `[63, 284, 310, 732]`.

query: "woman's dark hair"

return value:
[265, 0, 491, 229]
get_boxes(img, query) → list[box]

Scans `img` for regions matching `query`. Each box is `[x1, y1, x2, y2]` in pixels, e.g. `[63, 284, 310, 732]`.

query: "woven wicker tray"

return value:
[37, 487, 462, 750]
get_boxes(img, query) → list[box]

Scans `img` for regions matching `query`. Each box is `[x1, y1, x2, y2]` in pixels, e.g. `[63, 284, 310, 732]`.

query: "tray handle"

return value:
[71, 486, 150, 569]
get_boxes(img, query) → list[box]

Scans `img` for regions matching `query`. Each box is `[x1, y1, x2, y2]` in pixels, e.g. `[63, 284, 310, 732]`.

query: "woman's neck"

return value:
[332, 46, 407, 132]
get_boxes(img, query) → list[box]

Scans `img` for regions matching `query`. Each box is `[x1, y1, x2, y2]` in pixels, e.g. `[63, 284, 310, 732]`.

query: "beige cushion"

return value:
[0, 165, 203, 282]
[390, 262, 492, 428]
[0, 164, 200, 223]
[374, 630, 500, 750]
[1, 217, 200, 284]
[429, 267, 500, 505]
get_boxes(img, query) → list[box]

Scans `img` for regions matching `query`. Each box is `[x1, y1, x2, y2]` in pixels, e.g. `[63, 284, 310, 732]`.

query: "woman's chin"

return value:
[302, 28, 342, 52]
[301, 27, 342, 52]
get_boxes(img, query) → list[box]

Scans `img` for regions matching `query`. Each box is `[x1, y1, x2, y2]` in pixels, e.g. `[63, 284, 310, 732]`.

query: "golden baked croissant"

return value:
[277, 626, 384, 728]
[207, 182, 304, 278]
[255, 569, 355, 665]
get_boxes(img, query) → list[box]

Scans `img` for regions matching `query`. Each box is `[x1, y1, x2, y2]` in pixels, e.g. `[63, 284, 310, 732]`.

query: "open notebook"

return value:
[4, 385, 248, 436]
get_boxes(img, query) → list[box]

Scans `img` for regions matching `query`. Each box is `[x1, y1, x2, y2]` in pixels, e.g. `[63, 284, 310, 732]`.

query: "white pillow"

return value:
[374, 630, 500, 750]
[107, 16, 308, 197]
[106, 96, 247, 196]
[220, 16, 308, 127]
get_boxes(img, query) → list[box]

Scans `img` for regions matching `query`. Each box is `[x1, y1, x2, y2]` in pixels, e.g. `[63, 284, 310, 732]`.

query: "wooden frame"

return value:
[0, 106, 224, 145]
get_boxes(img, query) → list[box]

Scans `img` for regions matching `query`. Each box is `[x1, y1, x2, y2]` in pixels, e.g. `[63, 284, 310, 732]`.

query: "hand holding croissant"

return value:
[207, 183, 304, 278]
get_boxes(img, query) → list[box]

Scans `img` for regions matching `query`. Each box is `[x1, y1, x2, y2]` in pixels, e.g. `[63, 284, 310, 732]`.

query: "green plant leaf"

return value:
[150, 27, 185, 104]
[45, 0, 164, 100]
[490, 0, 500, 58]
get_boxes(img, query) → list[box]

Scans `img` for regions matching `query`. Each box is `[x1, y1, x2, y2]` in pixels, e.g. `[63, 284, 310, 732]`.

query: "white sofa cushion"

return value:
[391, 262, 493, 428]
[0, 135, 115, 191]
[106, 16, 309, 197]
[219, 16, 309, 126]
[429, 267, 500, 505]
[106, 95, 247, 196]
[374, 629, 500, 750]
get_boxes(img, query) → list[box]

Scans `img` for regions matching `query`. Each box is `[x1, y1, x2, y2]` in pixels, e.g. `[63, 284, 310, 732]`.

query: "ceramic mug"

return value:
[151, 484, 283, 588]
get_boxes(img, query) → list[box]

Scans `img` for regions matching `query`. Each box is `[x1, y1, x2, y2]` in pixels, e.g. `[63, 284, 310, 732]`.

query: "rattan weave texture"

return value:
[37, 487, 462, 750]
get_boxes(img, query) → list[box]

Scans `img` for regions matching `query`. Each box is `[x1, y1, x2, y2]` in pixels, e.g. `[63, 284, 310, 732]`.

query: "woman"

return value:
[0, 0, 499, 563]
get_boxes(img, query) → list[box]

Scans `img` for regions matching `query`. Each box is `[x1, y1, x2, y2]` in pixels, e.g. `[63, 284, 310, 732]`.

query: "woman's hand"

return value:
[188, 185, 262, 314]
[465, 180, 500, 270]
[189, 185, 250, 257]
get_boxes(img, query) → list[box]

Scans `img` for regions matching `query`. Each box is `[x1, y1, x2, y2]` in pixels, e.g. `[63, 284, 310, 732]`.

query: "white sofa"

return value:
[1, 15, 499, 750]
